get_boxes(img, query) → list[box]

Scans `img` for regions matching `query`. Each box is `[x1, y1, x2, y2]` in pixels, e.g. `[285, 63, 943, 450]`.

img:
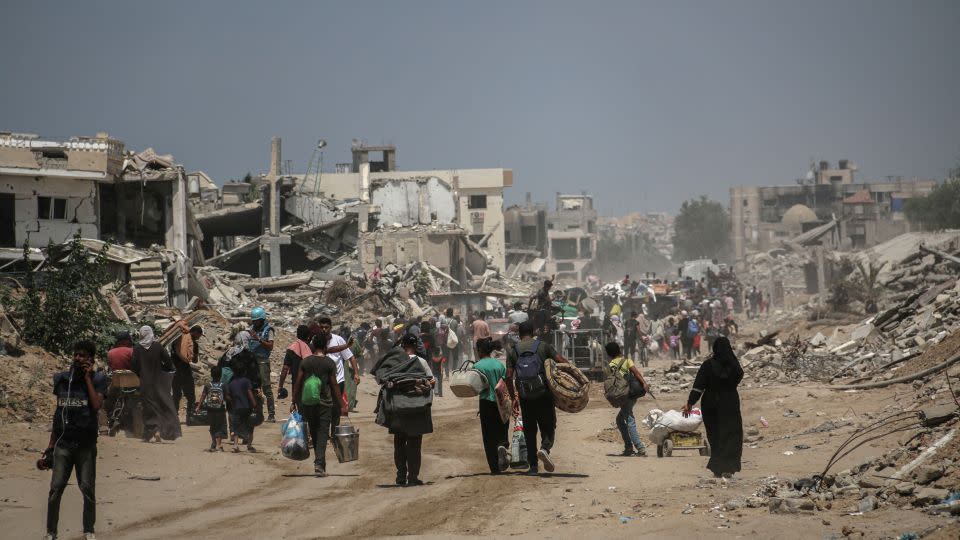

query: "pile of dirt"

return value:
[0, 344, 62, 423]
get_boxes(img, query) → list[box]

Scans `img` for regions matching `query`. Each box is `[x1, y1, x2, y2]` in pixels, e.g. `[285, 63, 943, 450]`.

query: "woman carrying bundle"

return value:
[473, 337, 513, 474]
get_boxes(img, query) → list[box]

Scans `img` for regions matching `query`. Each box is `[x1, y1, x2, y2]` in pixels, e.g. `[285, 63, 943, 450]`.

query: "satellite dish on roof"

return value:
[805, 170, 815, 181]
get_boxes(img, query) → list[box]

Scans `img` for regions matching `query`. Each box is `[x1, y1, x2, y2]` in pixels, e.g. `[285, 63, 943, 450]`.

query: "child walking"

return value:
[197, 366, 228, 452]
[226, 367, 258, 453]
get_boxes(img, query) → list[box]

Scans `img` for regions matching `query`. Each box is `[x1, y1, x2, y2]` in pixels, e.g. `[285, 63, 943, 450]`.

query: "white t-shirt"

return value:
[326, 334, 355, 384]
[409, 354, 434, 378]
[508, 310, 529, 324]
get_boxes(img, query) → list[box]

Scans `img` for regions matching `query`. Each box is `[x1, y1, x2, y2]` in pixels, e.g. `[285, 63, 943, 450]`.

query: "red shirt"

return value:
[107, 346, 133, 371]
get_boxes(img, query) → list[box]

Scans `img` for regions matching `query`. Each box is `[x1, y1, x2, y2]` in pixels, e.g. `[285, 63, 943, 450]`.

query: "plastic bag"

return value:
[280, 411, 310, 461]
[643, 408, 702, 444]
[510, 419, 528, 468]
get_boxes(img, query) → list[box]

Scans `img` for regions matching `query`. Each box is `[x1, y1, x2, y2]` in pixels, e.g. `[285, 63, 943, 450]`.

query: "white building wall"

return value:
[307, 167, 509, 271]
[0, 174, 99, 247]
[371, 177, 457, 226]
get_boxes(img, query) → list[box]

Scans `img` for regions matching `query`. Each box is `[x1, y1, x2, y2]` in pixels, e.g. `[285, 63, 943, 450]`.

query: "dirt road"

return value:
[1, 354, 956, 539]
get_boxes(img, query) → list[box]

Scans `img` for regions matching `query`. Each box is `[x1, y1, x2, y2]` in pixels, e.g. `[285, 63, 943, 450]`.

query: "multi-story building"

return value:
[545, 193, 597, 282]
[503, 194, 549, 277]
[730, 159, 936, 259]
[0, 131, 198, 306]
[291, 142, 512, 271]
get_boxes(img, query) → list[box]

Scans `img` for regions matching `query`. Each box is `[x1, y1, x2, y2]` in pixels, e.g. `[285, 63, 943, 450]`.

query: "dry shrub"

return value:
[324, 279, 358, 304]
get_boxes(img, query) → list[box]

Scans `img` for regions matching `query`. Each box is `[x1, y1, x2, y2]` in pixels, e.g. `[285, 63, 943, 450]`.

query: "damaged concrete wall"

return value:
[0, 175, 98, 247]
[371, 177, 456, 226]
[360, 228, 461, 276]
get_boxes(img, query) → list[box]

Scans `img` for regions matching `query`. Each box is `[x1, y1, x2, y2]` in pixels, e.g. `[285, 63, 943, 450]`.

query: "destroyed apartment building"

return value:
[730, 159, 936, 260]
[0, 132, 530, 334]
[0, 131, 205, 307]
[183, 137, 529, 322]
[504, 192, 599, 283]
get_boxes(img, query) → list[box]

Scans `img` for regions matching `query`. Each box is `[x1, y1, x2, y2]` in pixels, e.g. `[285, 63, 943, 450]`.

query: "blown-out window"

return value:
[38, 196, 67, 220]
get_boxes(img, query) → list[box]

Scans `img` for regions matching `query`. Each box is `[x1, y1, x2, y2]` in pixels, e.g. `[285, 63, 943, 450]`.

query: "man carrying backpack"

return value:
[291, 335, 343, 476]
[506, 320, 570, 475]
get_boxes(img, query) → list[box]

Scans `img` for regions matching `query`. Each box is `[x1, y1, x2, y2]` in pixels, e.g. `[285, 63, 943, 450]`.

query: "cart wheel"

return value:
[700, 439, 711, 457]
[663, 439, 673, 458]
[656, 443, 663, 458]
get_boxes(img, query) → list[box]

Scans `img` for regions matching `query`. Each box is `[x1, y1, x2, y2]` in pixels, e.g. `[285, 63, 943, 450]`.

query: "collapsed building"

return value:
[285, 141, 513, 273]
[0, 132, 203, 307]
[503, 192, 599, 283]
[730, 159, 936, 260]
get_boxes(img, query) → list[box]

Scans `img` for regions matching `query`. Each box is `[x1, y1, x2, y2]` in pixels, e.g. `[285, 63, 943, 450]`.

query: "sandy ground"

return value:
[2, 344, 958, 540]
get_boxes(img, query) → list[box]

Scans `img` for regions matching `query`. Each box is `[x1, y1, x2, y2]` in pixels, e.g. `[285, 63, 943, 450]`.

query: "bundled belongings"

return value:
[495, 379, 513, 423]
[372, 348, 434, 433]
[642, 408, 703, 445]
[603, 357, 645, 407]
[449, 360, 489, 398]
[280, 411, 310, 461]
[545, 359, 590, 413]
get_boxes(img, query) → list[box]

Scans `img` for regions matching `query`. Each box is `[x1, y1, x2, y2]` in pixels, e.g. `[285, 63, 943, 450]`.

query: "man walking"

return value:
[291, 335, 343, 476]
[43, 341, 107, 540]
[506, 321, 569, 475]
[439, 308, 461, 373]
[171, 324, 203, 418]
[314, 317, 358, 424]
[471, 311, 491, 358]
[249, 307, 276, 422]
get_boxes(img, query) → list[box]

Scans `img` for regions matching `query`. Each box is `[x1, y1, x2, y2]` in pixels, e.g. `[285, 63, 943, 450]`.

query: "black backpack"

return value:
[513, 340, 547, 400]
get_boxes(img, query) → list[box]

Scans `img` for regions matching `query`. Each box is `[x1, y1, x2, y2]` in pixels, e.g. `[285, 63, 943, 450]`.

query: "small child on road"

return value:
[197, 366, 228, 452]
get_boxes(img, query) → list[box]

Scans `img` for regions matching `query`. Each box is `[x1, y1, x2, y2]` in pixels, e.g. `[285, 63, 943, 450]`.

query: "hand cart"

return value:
[656, 430, 711, 458]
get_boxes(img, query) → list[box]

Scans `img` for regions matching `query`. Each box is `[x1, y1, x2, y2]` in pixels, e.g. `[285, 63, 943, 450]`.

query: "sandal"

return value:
[247, 446, 257, 453]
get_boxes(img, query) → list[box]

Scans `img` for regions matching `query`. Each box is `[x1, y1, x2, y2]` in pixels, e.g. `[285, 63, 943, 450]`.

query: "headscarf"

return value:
[709, 336, 743, 381]
[228, 330, 251, 359]
[138, 325, 155, 348]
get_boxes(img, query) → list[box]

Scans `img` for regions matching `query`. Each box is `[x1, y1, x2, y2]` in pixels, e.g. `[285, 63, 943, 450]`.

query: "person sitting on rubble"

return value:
[682, 336, 743, 479]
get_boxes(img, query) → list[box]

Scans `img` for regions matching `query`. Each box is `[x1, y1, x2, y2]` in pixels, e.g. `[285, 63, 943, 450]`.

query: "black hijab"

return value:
[710, 336, 743, 381]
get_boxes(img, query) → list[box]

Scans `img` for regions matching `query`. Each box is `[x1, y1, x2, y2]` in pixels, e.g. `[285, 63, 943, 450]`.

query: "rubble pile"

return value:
[730, 405, 960, 520]
[738, 249, 810, 295]
[737, 239, 960, 384]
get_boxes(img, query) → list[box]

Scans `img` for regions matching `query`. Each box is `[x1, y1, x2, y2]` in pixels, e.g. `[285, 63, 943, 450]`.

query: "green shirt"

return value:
[473, 357, 506, 402]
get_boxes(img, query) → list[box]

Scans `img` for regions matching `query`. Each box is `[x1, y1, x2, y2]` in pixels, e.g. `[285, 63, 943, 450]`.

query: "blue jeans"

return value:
[616, 400, 644, 451]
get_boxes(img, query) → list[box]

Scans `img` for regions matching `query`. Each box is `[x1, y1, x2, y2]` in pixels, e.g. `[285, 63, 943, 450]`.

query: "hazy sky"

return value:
[2, 1, 957, 215]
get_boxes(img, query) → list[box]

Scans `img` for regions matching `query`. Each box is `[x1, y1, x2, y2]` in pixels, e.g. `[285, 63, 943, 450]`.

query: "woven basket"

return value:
[545, 359, 590, 413]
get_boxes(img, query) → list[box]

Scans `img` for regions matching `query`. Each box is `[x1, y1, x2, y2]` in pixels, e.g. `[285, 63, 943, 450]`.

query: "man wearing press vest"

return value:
[42, 340, 107, 540]
[506, 320, 569, 475]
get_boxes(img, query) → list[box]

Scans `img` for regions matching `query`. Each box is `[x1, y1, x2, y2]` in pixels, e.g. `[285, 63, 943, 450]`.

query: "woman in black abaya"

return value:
[681, 336, 743, 478]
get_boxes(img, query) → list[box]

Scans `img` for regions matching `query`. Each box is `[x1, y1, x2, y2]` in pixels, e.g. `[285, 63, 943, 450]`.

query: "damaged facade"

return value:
[731, 159, 936, 260]
[503, 192, 600, 282]
[0, 132, 202, 307]
[290, 142, 512, 272]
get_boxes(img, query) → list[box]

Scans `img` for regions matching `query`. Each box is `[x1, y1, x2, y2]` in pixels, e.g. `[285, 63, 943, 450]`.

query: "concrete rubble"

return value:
[717, 236, 960, 523]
